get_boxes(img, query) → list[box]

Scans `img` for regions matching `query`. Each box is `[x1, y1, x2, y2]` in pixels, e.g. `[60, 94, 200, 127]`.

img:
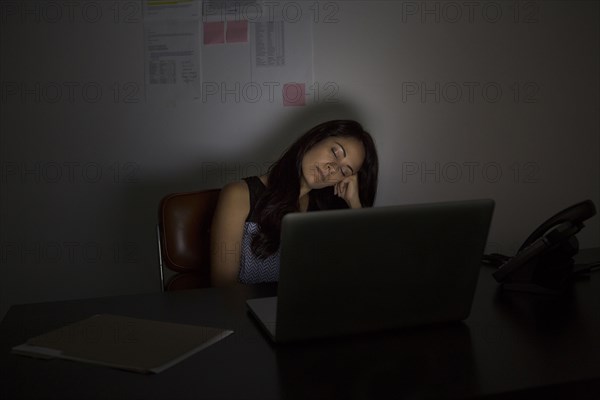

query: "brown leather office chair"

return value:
[157, 189, 221, 291]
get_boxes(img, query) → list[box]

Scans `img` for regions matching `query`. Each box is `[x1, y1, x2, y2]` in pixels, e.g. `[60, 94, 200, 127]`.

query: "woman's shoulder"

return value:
[220, 174, 268, 202]
[218, 180, 251, 212]
[221, 179, 250, 195]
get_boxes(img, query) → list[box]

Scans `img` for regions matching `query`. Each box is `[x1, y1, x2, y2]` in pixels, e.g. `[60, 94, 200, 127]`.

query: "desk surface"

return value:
[2, 249, 600, 399]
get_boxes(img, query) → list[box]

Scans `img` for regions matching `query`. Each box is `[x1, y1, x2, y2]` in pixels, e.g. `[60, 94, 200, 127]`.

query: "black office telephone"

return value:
[484, 199, 597, 294]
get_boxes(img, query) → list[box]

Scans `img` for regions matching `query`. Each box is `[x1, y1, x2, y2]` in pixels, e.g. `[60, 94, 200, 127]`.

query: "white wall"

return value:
[1, 1, 598, 320]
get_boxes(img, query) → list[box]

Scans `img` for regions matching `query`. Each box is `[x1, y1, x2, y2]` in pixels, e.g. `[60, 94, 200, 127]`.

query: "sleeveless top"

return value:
[238, 176, 316, 284]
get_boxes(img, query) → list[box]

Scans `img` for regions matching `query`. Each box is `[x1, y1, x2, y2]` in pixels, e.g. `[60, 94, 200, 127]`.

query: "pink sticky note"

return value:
[226, 20, 248, 43]
[283, 83, 306, 106]
[204, 22, 225, 45]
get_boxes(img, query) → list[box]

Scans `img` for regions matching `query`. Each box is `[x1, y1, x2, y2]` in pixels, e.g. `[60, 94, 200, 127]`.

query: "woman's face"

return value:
[301, 136, 366, 189]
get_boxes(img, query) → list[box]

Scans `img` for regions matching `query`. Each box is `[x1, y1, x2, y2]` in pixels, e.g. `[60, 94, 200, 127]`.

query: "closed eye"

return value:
[332, 147, 352, 176]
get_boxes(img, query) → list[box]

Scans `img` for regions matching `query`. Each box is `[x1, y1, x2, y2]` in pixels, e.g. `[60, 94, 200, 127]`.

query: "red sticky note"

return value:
[204, 22, 225, 45]
[226, 20, 248, 43]
[283, 83, 306, 106]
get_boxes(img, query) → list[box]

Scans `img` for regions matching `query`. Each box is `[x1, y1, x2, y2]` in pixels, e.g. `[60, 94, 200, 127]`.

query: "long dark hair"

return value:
[251, 120, 379, 258]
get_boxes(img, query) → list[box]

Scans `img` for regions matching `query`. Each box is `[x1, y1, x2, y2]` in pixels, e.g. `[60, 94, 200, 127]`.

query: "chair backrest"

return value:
[157, 189, 221, 288]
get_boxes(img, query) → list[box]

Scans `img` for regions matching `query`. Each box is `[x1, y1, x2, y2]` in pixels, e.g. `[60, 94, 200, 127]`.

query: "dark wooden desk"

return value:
[1, 249, 600, 399]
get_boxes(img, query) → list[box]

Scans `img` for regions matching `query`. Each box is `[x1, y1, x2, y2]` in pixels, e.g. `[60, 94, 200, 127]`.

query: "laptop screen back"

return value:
[273, 199, 495, 342]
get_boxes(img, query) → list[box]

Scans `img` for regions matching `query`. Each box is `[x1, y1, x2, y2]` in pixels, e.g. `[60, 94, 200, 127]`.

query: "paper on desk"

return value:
[11, 314, 233, 374]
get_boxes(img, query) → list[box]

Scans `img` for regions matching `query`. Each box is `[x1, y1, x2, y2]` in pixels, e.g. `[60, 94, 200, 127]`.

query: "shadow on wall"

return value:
[114, 101, 368, 285]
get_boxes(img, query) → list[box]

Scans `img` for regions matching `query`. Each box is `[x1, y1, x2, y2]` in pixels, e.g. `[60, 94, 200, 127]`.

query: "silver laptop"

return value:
[246, 199, 495, 343]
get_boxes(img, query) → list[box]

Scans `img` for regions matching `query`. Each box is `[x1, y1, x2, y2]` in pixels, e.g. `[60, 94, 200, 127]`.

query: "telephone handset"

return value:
[489, 199, 596, 294]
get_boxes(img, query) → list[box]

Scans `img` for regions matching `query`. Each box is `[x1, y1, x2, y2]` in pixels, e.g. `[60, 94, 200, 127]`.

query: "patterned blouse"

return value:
[239, 222, 280, 284]
[238, 176, 317, 284]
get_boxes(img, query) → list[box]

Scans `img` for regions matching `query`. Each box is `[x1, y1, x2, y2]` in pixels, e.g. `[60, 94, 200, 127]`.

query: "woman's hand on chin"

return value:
[334, 175, 362, 209]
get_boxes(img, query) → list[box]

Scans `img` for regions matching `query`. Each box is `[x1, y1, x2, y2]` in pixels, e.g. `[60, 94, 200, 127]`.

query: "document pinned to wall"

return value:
[201, 1, 255, 90]
[143, 0, 202, 105]
[201, 1, 314, 107]
[144, 0, 202, 21]
[253, 20, 285, 67]
[142, 1, 313, 107]
[249, 3, 314, 107]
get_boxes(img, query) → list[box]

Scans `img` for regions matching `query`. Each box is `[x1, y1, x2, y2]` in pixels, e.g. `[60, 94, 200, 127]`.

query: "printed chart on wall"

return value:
[143, 1, 313, 107]
[143, 0, 203, 106]
[201, 0, 314, 107]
